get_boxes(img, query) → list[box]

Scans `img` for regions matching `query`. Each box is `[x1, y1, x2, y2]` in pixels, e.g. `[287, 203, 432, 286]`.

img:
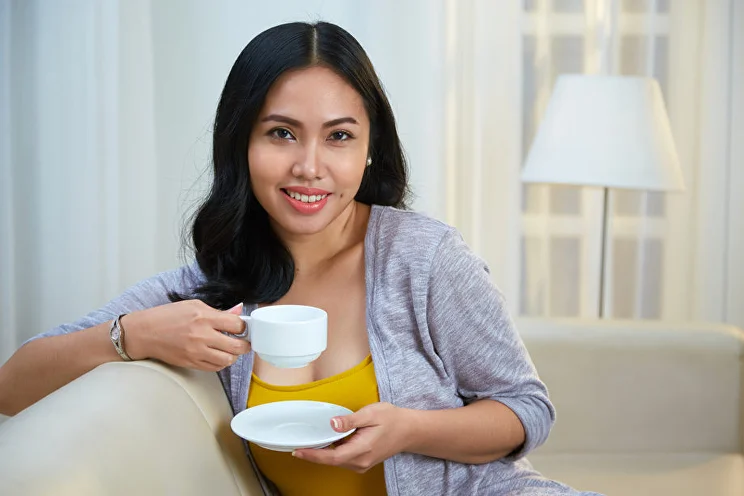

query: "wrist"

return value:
[120, 313, 150, 360]
[398, 407, 425, 454]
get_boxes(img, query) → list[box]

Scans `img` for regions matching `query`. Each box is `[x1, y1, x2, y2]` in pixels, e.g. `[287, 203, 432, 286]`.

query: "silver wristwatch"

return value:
[110, 314, 133, 361]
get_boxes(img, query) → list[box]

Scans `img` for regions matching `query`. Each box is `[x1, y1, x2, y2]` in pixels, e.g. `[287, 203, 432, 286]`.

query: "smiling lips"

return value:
[282, 187, 330, 214]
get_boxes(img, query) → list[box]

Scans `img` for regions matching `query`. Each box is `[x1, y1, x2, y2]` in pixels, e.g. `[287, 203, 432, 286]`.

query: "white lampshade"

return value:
[521, 75, 685, 192]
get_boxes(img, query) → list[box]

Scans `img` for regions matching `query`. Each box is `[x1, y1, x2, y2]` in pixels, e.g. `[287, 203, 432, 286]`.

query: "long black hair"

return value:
[171, 21, 409, 309]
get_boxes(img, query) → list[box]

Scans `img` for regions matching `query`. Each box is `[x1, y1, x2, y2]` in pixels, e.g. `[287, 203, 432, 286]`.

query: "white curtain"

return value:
[0, 0, 14, 366]
[729, 0, 744, 328]
[1, 0, 160, 363]
[1, 0, 742, 367]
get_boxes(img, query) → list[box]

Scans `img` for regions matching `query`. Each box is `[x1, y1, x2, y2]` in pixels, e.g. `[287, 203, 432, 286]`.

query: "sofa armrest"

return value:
[516, 318, 744, 455]
[0, 361, 263, 496]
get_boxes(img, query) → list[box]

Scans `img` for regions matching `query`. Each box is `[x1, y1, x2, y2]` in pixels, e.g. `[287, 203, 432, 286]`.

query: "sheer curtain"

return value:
[1, 0, 160, 364]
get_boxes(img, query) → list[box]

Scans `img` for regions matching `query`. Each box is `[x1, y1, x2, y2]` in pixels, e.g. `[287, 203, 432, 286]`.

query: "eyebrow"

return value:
[260, 114, 359, 128]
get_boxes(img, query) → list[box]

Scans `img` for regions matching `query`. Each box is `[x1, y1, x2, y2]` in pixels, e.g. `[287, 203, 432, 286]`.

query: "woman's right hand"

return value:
[122, 300, 251, 371]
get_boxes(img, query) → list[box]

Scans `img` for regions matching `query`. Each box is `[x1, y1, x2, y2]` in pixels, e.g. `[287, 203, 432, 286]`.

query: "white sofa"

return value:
[0, 360, 263, 495]
[523, 318, 744, 496]
[0, 319, 741, 495]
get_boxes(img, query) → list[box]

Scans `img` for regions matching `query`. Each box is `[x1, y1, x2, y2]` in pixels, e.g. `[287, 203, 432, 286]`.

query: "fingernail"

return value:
[331, 418, 340, 430]
[229, 302, 243, 311]
[292, 451, 300, 458]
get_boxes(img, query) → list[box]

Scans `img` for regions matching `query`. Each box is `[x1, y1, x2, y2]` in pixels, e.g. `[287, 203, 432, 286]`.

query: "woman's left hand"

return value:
[292, 402, 414, 473]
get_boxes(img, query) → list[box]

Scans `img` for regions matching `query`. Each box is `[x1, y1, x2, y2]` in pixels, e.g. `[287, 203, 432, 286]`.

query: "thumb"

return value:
[226, 302, 243, 315]
[331, 408, 372, 432]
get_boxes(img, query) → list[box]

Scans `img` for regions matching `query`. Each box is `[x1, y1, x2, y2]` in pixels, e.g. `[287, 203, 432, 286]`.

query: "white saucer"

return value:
[231, 400, 356, 452]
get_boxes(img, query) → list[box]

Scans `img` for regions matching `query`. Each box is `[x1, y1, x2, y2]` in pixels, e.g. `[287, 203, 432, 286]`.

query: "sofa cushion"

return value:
[528, 453, 744, 496]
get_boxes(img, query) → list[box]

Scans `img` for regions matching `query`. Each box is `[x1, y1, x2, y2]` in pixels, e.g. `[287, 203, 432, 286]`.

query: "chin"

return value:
[272, 212, 335, 236]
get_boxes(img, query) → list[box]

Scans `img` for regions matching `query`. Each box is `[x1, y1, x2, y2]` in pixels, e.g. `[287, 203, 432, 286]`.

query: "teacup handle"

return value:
[237, 315, 252, 341]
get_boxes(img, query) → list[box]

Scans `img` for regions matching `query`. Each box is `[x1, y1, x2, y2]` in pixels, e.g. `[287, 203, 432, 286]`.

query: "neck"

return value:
[273, 202, 370, 275]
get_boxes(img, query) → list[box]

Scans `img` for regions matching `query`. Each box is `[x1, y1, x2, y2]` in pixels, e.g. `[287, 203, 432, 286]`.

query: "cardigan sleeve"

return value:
[425, 228, 555, 460]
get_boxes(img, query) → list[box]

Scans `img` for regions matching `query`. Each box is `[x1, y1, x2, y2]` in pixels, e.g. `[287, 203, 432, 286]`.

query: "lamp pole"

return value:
[598, 187, 610, 318]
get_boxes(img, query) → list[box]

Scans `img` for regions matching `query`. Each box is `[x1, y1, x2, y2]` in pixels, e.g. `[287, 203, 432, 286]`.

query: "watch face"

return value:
[111, 326, 121, 341]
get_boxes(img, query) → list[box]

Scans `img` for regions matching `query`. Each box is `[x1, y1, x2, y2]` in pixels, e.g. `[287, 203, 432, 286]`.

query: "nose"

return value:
[291, 144, 322, 180]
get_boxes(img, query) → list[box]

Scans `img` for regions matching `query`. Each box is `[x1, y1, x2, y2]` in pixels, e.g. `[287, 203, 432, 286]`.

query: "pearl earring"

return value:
[366, 157, 372, 167]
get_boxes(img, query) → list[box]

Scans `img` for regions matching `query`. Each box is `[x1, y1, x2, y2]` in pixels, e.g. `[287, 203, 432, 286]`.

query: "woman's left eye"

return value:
[329, 131, 352, 141]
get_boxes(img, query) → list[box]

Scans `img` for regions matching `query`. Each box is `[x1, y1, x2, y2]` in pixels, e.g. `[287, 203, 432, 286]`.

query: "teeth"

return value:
[287, 190, 327, 203]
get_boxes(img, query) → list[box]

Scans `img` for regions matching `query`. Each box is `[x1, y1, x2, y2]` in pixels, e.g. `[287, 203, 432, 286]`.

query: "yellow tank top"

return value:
[247, 355, 387, 496]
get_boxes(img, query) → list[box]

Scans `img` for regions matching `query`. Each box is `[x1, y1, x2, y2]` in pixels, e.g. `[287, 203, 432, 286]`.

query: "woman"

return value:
[0, 22, 599, 496]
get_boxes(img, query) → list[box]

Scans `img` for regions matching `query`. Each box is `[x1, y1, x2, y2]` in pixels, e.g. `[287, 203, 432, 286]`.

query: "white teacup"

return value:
[239, 305, 327, 369]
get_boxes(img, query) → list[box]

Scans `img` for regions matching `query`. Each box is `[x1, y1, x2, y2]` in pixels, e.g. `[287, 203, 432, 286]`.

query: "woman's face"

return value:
[248, 65, 371, 237]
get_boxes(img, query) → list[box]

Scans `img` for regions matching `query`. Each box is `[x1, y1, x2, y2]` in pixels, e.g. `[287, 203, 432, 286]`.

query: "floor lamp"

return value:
[521, 75, 685, 318]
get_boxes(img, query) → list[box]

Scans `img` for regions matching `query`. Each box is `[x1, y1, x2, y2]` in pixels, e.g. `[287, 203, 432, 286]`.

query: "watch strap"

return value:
[110, 314, 133, 361]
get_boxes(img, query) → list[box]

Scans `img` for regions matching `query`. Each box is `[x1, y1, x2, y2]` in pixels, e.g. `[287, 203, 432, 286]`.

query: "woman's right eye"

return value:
[270, 128, 295, 141]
